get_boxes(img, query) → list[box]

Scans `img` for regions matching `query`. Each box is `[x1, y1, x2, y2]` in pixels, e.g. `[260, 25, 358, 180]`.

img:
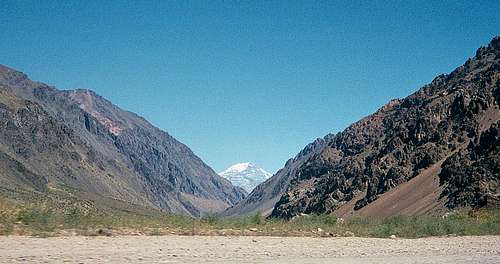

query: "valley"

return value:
[1, 2, 499, 263]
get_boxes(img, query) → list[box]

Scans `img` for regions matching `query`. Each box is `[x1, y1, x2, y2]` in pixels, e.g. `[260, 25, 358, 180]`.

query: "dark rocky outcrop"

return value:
[440, 121, 500, 209]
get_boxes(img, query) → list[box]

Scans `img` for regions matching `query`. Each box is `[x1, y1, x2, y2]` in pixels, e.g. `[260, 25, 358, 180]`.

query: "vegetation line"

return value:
[1, 201, 498, 238]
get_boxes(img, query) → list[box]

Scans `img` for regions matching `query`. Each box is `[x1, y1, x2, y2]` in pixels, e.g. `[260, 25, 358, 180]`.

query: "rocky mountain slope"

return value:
[219, 162, 272, 193]
[227, 36, 500, 218]
[223, 139, 327, 216]
[0, 65, 246, 216]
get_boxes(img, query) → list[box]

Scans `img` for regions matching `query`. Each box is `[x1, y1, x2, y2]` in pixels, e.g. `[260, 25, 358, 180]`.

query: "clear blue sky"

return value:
[1, 1, 499, 173]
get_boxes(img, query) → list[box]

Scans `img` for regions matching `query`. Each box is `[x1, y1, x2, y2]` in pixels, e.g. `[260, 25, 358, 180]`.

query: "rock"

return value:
[317, 228, 324, 233]
[390, 235, 397, 239]
[97, 228, 112, 237]
[249, 228, 258, 232]
[442, 212, 451, 219]
[440, 122, 500, 209]
[344, 231, 355, 237]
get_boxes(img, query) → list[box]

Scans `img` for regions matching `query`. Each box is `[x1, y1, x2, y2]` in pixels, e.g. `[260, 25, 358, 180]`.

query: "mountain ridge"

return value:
[271, 36, 500, 218]
[225, 36, 500, 218]
[0, 65, 246, 216]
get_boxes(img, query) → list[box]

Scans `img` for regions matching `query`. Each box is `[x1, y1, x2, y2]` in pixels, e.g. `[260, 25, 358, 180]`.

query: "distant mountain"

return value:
[225, 36, 500, 219]
[222, 139, 326, 217]
[0, 65, 246, 217]
[219, 163, 272, 193]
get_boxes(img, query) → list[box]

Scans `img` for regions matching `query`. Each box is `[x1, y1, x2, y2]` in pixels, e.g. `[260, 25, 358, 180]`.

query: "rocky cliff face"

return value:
[270, 37, 500, 219]
[0, 65, 246, 216]
[440, 121, 499, 209]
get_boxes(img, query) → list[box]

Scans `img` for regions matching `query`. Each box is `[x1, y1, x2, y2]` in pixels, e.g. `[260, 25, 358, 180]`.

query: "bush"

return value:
[201, 214, 219, 225]
[16, 208, 56, 232]
[63, 208, 84, 228]
[251, 213, 263, 225]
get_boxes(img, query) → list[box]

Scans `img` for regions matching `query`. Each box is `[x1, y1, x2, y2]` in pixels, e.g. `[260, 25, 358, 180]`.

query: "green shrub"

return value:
[201, 214, 219, 225]
[16, 208, 56, 232]
[251, 213, 263, 225]
[63, 207, 84, 228]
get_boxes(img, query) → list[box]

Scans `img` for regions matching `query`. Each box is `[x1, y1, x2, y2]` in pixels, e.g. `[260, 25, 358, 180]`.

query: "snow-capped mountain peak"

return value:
[219, 162, 272, 193]
[221, 162, 252, 174]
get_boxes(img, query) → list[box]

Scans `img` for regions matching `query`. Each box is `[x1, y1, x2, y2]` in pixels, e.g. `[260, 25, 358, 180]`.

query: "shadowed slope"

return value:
[0, 66, 246, 216]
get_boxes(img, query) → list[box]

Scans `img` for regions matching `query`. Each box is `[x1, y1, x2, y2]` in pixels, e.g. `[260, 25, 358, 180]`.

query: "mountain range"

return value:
[219, 163, 272, 193]
[1, 37, 498, 220]
[225, 36, 500, 218]
[0, 65, 246, 217]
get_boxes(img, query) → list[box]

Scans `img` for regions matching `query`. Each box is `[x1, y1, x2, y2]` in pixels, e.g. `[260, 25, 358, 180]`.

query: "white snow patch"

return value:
[219, 162, 272, 192]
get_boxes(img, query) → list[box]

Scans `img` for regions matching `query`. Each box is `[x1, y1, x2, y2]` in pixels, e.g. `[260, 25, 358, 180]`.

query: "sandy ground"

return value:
[0, 235, 498, 263]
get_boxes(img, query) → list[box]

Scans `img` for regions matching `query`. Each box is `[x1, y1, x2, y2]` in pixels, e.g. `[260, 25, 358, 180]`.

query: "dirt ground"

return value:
[0, 235, 498, 263]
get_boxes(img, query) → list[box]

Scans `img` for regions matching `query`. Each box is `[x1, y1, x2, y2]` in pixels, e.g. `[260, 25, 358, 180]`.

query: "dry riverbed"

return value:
[0, 235, 498, 263]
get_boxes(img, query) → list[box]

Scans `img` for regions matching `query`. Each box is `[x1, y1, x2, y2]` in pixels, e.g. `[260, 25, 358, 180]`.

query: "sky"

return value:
[1, 1, 499, 173]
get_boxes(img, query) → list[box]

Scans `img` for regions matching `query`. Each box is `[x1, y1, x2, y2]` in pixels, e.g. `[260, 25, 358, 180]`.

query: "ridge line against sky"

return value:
[1, 1, 499, 173]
